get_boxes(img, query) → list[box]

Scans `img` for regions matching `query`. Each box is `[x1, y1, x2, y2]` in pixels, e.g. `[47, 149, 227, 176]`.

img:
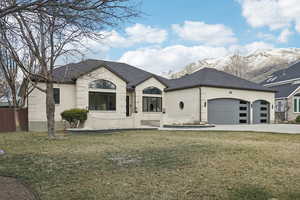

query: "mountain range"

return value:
[168, 48, 300, 83]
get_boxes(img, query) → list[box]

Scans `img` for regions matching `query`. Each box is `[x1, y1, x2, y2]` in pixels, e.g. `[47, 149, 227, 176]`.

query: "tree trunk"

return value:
[46, 82, 55, 138]
[11, 86, 20, 131]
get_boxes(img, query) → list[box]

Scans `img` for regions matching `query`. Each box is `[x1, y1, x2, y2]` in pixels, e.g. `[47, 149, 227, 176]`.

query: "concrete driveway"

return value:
[161, 124, 300, 134]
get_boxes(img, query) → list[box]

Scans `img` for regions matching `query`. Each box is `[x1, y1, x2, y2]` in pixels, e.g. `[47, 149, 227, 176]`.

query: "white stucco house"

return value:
[27, 59, 276, 131]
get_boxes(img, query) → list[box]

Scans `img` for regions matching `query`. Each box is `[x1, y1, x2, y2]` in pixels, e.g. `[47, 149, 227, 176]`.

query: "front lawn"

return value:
[0, 131, 300, 200]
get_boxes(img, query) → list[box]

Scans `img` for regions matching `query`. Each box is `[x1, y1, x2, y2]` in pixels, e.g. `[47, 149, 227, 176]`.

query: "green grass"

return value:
[1, 130, 300, 200]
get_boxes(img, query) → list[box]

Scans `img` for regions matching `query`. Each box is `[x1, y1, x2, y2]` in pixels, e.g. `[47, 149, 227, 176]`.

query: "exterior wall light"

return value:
[179, 101, 184, 110]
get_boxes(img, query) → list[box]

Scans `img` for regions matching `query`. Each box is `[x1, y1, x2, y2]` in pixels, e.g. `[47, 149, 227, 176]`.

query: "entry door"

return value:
[126, 96, 130, 117]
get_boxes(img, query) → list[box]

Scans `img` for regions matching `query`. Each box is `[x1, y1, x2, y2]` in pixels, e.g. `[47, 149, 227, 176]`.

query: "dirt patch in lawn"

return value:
[0, 176, 36, 200]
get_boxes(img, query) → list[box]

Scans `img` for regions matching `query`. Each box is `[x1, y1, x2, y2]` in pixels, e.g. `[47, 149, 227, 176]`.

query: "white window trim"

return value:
[293, 97, 300, 113]
[89, 88, 116, 93]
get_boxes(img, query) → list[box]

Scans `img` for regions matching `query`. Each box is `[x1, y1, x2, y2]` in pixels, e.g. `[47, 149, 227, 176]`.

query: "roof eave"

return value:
[165, 84, 276, 93]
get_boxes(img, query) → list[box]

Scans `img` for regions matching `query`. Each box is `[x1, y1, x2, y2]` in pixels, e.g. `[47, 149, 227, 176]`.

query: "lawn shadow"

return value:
[229, 184, 273, 200]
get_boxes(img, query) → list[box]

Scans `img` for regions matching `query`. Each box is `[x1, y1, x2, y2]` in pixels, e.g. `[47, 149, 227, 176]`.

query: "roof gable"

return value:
[134, 75, 168, 88]
[76, 64, 129, 83]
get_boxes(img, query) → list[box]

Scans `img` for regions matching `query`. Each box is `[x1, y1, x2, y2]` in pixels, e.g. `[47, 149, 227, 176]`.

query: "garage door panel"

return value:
[253, 100, 270, 124]
[208, 99, 250, 125]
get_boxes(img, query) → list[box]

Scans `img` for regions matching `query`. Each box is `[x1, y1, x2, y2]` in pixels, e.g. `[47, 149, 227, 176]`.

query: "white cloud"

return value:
[62, 24, 168, 63]
[278, 29, 293, 43]
[238, 0, 300, 33]
[101, 24, 167, 48]
[125, 24, 167, 44]
[172, 21, 237, 46]
[119, 45, 229, 74]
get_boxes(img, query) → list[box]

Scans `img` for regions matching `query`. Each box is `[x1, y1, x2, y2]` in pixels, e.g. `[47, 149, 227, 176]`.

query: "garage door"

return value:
[253, 100, 270, 124]
[208, 99, 250, 124]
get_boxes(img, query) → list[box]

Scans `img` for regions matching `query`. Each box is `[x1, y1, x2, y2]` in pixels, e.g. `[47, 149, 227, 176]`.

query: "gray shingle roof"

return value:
[44, 59, 274, 93]
[165, 68, 275, 92]
[268, 83, 300, 98]
[47, 59, 169, 89]
[261, 61, 300, 85]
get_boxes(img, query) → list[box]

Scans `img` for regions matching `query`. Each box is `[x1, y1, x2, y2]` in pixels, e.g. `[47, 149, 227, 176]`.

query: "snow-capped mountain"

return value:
[168, 48, 300, 83]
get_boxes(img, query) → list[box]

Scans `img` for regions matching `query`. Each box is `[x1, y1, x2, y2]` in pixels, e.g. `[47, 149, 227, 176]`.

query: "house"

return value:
[27, 59, 275, 131]
[262, 61, 300, 121]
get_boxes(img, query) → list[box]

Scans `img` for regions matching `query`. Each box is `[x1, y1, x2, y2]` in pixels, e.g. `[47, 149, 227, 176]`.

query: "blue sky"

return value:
[78, 0, 300, 75]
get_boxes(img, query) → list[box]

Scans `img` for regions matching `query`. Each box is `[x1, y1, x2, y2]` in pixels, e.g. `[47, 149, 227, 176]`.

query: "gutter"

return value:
[263, 77, 300, 87]
[164, 84, 276, 93]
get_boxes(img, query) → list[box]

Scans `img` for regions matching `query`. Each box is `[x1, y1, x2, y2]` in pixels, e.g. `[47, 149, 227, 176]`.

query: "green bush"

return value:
[61, 108, 89, 128]
[296, 116, 300, 124]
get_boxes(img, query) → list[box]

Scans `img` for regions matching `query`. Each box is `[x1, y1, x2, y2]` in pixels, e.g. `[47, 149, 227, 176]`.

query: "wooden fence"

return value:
[0, 108, 28, 132]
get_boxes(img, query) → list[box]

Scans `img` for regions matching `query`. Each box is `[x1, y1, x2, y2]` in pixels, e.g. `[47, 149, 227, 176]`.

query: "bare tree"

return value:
[0, 76, 10, 101]
[0, 0, 49, 18]
[224, 51, 249, 79]
[0, 47, 19, 107]
[0, 0, 139, 138]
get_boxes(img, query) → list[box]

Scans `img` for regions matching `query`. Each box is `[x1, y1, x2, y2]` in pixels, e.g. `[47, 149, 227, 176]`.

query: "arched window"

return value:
[89, 79, 116, 90]
[143, 86, 162, 95]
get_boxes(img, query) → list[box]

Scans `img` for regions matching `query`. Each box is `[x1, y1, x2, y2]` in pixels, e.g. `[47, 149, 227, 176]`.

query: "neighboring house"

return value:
[27, 59, 275, 131]
[262, 61, 300, 121]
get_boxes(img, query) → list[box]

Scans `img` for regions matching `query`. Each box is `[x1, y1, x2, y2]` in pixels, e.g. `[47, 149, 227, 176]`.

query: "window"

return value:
[53, 88, 60, 104]
[89, 92, 116, 111]
[261, 113, 267, 117]
[260, 119, 267, 123]
[89, 79, 116, 90]
[261, 101, 268, 105]
[294, 97, 300, 113]
[260, 107, 267, 111]
[240, 107, 247, 111]
[240, 100, 247, 104]
[240, 113, 247, 117]
[239, 120, 247, 124]
[143, 97, 162, 112]
[143, 87, 162, 95]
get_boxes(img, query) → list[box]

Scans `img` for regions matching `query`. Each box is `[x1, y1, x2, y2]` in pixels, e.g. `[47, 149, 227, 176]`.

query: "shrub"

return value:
[61, 108, 89, 128]
[296, 116, 300, 124]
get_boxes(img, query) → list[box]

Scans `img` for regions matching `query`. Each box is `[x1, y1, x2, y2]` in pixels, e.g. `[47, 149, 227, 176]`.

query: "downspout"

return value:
[199, 87, 202, 122]
[285, 98, 288, 121]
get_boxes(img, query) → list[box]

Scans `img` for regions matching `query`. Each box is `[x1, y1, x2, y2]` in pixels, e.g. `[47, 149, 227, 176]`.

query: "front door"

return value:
[126, 96, 130, 117]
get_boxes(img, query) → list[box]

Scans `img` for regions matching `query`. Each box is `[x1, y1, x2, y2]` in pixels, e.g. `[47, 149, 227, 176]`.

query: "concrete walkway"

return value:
[160, 124, 300, 134]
